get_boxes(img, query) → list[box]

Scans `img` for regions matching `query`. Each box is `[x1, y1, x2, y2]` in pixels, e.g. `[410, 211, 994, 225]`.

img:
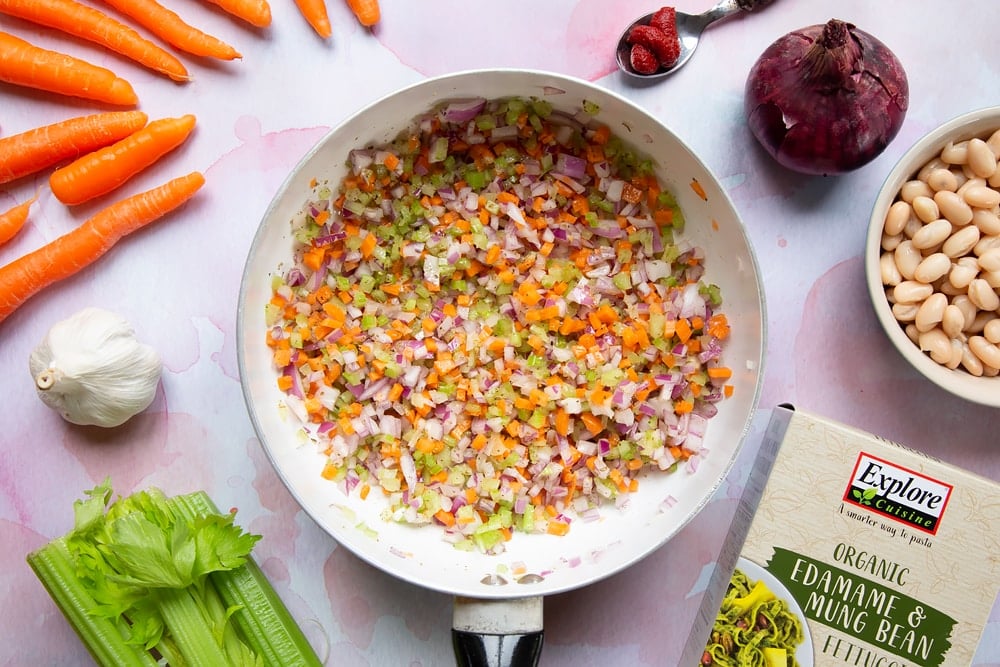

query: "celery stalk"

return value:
[26, 539, 157, 667]
[156, 586, 230, 667]
[170, 492, 323, 667]
[29, 480, 321, 667]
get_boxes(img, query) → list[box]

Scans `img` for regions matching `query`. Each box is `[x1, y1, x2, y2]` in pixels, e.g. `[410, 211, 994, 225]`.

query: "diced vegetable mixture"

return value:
[266, 96, 734, 553]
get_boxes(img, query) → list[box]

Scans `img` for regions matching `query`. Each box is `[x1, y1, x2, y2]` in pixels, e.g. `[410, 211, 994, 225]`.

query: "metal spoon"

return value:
[616, 0, 769, 80]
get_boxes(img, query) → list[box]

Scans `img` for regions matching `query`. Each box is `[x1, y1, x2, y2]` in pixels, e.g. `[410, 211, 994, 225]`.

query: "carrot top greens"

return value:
[266, 96, 733, 553]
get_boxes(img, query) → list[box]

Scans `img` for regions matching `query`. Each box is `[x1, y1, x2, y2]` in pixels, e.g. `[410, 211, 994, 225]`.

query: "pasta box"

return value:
[681, 405, 1000, 667]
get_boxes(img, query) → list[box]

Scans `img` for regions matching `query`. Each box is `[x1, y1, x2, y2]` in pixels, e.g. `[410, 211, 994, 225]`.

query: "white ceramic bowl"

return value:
[866, 106, 1000, 407]
[237, 69, 766, 599]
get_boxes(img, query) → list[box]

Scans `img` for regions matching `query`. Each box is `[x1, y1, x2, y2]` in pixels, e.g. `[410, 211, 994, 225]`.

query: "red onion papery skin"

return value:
[744, 19, 909, 176]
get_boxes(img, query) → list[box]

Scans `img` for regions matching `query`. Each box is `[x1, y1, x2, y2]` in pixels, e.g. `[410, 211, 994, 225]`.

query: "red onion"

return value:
[744, 19, 909, 175]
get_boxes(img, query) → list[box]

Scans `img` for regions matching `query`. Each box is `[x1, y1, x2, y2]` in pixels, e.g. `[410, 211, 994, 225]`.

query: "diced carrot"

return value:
[580, 412, 603, 435]
[675, 318, 693, 343]
[302, 246, 325, 271]
[707, 366, 732, 380]
[690, 178, 707, 201]
[434, 509, 456, 526]
[546, 520, 570, 536]
[360, 232, 377, 258]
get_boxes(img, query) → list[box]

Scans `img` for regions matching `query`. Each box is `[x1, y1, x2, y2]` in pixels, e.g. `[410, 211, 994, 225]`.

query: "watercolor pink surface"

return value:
[1, 1, 998, 665]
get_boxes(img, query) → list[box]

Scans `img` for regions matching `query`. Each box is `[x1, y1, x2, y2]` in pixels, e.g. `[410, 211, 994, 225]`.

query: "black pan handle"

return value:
[452, 629, 543, 667]
[451, 597, 544, 667]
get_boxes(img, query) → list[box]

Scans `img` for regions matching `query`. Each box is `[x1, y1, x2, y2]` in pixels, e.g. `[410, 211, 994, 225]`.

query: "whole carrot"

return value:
[202, 0, 271, 28]
[50, 114, 198, 206]
[345, 0, 378, 27]
[96, 0, 241, 60]
[0, 111, 148, 185]
[0, 0, 189, 82]
[0, 31, 138, 106]
[0, 171, 205, 324]
[0, 193, 38, 246]
[294, 0, 331, 39]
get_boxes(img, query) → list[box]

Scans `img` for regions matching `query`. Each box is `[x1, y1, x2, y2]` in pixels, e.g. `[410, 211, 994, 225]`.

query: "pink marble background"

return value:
[1, 0, 998, 664]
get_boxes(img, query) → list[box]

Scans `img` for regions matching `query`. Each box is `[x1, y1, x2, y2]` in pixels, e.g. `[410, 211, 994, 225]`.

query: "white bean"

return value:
[963, 185, 1000, 209]
[894, 280, 934, 304]
[912, 195, 939, 223]
[905, 324, 920, 345]
[969, 335, 1000, 369]
[941, 140, 969, 165]
[918, 328, 952, 363]
[967, 138, 998, 179]
[884, 200, 912, 236]
[984, 317, 1000, 344]
[880, 252, 903, 285]
[974, 234, 1000, 256]
[972, 208, 1000, 235]
[952, 294, 978, 330]
[956, 176, 983, 197]
[961, 342, 985, 376]
[984, 364, 1000, 377]
[942, 304, 966, 338]
[937, 279, 964, 297]
[894, 240, 921, 280]
[984, 269, 1000, 289]
[918, 156, 949, 181]
[881, 231, 903, 251]
[903, 214, 924, 239]
[946, 338, 964, 369]
[979, 247, 1000, 272]
[913, 252, 952, 283]
[926, 168, 958, 192]
[892, 302, 920, 322]
[949, 257, 980, 289]
[901, 180, 934, 202]
[969, 309, 996, 334]
[934, 190, 974, 225]
[968, 278, 1000, 311]
[988, 128, 1000, 159]
[915, 293, 948, 332]
[911, 219, 953, 250]
[941, 224, 980, 258]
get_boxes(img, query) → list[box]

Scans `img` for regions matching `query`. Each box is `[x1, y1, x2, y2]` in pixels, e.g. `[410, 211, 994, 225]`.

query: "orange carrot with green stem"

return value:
[201, 0, 271, 28]
[0, 31, 138, 106]
[0, 111, 148, 185]
[96, 0, 241, 59]
[294, 0, 331, 39]
[50, 114, 197, 206]
[345, 0, 378, 27]
[0, 193, 38, 246]
[0, 171, 205, 324]
[0, 0, 189, 82]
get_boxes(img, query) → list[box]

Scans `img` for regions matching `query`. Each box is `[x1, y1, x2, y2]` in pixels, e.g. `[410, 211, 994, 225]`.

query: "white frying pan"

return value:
[237, 69, 766, 666]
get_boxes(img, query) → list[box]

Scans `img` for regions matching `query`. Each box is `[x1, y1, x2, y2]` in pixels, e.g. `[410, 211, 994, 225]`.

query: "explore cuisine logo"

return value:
[844, 453, 953, 535]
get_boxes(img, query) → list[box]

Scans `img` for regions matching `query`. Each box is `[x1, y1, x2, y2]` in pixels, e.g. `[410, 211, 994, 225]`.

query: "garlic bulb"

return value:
[28, 307, 162, 427]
